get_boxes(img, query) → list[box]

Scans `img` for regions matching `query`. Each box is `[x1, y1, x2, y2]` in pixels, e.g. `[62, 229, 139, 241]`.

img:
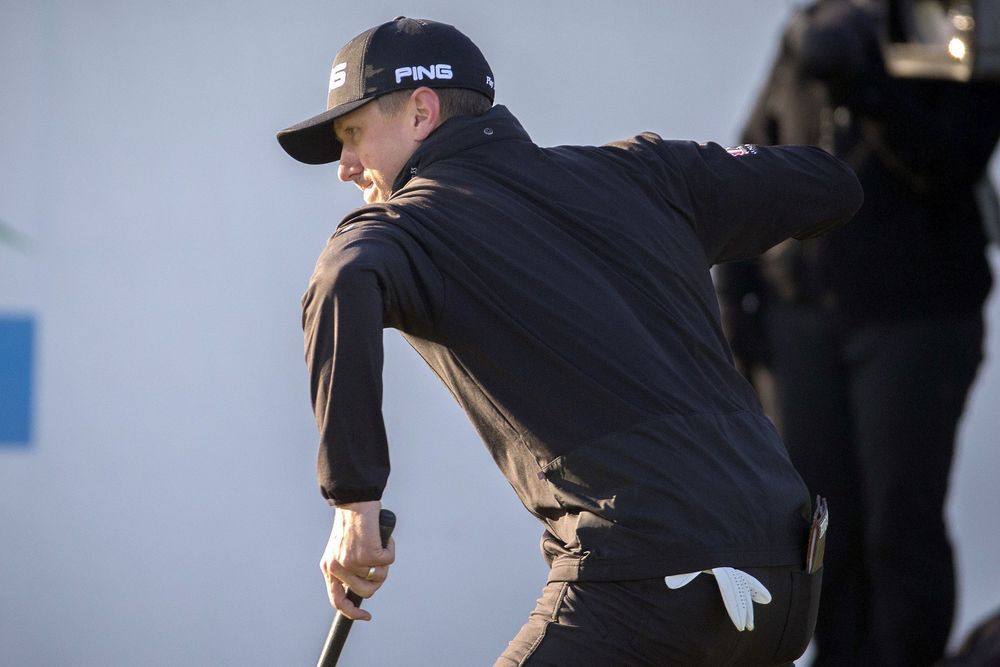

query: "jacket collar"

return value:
[390, 105, 530, 194]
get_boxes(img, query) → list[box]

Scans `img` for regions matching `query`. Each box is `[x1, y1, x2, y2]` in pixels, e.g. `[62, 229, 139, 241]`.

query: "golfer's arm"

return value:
[685, 141, 863, 262]
[301, 219, 443, 505]
[303, 244, 391, 507]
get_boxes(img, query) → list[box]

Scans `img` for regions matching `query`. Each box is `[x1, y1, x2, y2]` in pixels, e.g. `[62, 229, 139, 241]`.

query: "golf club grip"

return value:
[316, 509, 396, 667]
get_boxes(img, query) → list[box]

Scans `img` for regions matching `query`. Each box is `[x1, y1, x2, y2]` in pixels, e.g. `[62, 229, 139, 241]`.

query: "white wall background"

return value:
[1, 1, 997, 665]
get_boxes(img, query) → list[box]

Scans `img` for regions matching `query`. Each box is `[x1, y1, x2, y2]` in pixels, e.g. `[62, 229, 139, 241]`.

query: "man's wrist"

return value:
[334, 500, 382, 513]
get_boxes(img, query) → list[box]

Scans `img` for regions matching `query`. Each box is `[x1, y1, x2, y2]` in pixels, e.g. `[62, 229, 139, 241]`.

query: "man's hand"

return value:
[320, 500, 395, 621]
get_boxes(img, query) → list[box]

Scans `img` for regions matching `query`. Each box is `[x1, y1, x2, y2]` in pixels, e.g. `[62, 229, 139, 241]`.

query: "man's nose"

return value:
[338, 149, 361, 182]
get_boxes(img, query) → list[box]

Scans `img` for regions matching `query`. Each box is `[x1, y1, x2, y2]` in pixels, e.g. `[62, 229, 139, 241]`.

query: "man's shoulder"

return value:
[308, 205, 425, 270]
[333, 202, 416, 240]
[532, 133, 670, 176]
[602, 131, 664, 149]
[595, 132, 702, 164]
[582, 132, 713, 182]
[310, 205, 426, 278]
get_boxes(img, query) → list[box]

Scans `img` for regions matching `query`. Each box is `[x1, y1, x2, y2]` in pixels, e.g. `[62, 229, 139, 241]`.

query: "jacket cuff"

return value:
[323, 486, 384, 507]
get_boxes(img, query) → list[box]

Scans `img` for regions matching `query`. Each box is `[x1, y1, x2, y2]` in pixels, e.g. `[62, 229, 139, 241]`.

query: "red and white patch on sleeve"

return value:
[726, 144, 759, 157]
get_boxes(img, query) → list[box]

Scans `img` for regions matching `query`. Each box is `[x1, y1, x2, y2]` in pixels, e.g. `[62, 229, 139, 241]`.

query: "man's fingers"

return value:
[324, 574, 373, 620]
[339, 568, 387, 599]
[318, 503, 395, 621]
[333, 592, 372, 621]
[324, 571, 343, 606]
[319, 539, 393, 592]
[356, 564, 388, 584]
[322, 559, 385, 611]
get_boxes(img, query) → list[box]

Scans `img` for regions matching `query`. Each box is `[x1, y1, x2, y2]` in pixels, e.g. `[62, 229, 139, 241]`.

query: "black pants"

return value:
[496, 564, 821, 666]
[765, 306, 984, 666]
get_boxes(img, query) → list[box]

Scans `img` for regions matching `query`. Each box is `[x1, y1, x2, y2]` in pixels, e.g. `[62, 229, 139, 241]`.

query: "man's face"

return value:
[335, 101, 417, 204]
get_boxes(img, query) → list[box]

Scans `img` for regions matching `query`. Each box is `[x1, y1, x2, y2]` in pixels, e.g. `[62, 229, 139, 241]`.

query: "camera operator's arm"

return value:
[867, 80, 1000, 190]
[797, 0, 1000, 188]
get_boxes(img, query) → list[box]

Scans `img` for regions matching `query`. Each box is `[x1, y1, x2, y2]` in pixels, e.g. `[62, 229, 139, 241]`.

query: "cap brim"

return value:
[276, 98, 372, 164]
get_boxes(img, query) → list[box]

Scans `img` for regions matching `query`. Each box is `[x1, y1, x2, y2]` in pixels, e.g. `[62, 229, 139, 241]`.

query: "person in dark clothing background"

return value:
[278, 16, 862, 665]
[715, 1, 1000, 665]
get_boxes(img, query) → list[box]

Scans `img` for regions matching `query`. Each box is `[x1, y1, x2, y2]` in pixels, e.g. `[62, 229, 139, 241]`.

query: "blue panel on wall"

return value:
[0, 316, 34, 445]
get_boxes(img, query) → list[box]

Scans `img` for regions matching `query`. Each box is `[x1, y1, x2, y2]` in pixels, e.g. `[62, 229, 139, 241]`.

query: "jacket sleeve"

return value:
[301, 215, 441, 505]
[651, 138, 864, 264]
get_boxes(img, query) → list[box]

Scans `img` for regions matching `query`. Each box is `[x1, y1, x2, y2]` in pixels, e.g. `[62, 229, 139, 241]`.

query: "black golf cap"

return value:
[277, 17, 496, 165]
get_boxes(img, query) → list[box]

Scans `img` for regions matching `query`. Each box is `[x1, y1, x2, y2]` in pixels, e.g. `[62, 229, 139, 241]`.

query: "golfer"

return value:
[278, 17, 862, 665]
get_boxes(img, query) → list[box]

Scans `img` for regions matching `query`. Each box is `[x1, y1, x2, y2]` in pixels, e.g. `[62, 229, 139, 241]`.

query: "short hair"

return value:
[375, 87, 493, 122]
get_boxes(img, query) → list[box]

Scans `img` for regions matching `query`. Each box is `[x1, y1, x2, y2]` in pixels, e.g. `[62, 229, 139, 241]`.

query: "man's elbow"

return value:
[795, 162, 864, 240]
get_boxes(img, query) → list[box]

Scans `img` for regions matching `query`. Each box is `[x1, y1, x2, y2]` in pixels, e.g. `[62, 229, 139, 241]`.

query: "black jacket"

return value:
[302, 105, 862, 580]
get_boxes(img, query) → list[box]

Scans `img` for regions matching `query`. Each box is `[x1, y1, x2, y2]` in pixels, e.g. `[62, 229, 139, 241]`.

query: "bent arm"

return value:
[670, 140, 864, 263]
[301, 216, 442, 505]
[303, 235, 391, 506]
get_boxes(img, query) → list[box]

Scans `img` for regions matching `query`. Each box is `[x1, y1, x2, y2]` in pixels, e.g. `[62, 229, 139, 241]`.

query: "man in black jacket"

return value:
[278, 17, 862, 665]
[715, 2, 1000, 665]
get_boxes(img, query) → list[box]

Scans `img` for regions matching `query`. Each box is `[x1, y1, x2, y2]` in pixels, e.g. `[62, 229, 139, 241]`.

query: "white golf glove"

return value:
[664, 567, 772, 631]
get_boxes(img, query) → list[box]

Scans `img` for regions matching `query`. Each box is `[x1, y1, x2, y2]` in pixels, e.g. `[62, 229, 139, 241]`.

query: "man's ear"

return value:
[409, 87, 442, 141]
